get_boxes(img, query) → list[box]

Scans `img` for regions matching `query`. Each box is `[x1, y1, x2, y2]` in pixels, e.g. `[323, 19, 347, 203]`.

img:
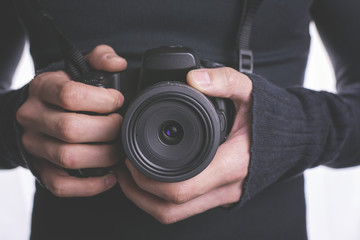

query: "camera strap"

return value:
[237, 0, 263, 73]
[32, 0, 92, 80]
[32, 0, 263, 76]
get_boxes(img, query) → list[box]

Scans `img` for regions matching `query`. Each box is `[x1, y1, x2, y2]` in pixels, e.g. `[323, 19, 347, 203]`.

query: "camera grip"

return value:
[64, 70, 137, 178]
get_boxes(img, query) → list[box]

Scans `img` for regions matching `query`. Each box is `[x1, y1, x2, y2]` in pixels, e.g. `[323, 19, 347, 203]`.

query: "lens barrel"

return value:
[121, 82, 221, 182]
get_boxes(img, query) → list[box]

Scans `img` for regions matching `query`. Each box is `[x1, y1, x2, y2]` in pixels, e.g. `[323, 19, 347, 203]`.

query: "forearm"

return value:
[240, 73, 356, 205]
[0, 0, 30, 169]
[0, 85, 30, 169]
[239, 0, 360, 206]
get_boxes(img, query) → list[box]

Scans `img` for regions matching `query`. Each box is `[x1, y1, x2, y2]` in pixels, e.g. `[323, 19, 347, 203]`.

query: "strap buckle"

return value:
[239, 49, 253, 74]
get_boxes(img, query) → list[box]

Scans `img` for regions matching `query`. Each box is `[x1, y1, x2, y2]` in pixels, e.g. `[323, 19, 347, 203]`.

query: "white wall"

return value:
[304, 24, 360, 240]
[1, 24, 360, 240]
[0, 43, 35, 240]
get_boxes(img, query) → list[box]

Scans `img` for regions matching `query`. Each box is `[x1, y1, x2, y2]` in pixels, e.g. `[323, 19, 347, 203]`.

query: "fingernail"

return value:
[191, 70, 211, 88]
[105, 54, 124, 62]
[117, 95, 124, 108]
[105, 173, 117, 188]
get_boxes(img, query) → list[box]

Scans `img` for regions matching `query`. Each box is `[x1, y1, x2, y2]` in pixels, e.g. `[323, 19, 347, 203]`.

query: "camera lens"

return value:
[122, 82, 221, 182]
[159, 121, 184, 145]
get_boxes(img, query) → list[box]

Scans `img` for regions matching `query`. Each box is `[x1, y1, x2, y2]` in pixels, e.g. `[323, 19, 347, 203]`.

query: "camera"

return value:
[71, 46, 234, 182]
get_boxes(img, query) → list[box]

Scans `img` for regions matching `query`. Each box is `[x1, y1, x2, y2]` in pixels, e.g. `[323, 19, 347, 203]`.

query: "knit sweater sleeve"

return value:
[240, 0, 360, 205]
[0, 86, 30, 169]
[0, 0, 28, 169]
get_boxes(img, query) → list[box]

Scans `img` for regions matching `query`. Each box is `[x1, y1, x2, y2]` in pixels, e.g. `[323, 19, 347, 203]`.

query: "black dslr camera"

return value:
[73, 46, 234, 182]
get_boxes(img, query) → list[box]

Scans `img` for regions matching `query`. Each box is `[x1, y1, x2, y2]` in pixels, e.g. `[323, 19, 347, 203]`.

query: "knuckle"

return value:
[239, 162, 249, 180]
[56, 116, 79, 142]
[165, 185, 190, 204]
[50, 180, 67, 197]
[131, 175, 151, 194]
[225, 159, 249, 184]
[16, 105, 27, 126]
[16, 101, 37, 128]
[29, 74, 45, 95]
[107, 90, 123, 110]
[57, 145, 76, 168]
[228, 184, 242, 204]
[109, 112, 123, 127]
[21, 132, 31, 150]
[133, 177, 147, 191]
[85, 179, 109, 197]
[234, 152, 250, 182]
[30, 72, 59, 95]
[95, 57, 110, 70]
[222, 67, 238, 88]
[157, 216, 174, 225]
[156, 207, 178, 225]
[83, 181, 100, 196]
[58, 81, 83, 110]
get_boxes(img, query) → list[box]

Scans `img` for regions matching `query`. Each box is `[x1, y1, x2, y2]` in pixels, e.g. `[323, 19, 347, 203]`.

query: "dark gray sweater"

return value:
[1, 0, 360, 239]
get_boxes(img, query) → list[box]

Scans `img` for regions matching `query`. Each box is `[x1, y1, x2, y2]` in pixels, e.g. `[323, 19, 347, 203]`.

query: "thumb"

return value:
[187, 67, 252, 103]
[86, 44, 127, 72]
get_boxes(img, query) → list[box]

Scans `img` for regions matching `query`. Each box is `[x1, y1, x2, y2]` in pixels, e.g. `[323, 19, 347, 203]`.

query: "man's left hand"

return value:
[116, 67, 253, 224]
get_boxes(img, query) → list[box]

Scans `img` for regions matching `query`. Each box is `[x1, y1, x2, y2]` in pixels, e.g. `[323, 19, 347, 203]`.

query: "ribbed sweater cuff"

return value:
[239, 74, 330, 206]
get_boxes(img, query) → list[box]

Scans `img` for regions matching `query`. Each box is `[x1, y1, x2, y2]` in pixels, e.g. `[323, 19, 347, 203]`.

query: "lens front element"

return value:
[159, 120, 184, 145]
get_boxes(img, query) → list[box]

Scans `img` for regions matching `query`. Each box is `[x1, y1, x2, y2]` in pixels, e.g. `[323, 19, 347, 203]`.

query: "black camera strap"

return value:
[32, 0, 91, 80]
[32, 0, 263, 75]
[237, 0, 263, 73]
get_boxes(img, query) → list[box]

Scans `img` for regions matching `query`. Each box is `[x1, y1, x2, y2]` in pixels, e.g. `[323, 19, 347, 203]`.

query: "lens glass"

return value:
[159, 121, 184, 145]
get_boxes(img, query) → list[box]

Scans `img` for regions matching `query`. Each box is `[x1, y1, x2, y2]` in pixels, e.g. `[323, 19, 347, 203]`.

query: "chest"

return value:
[15, 0, 314, 74]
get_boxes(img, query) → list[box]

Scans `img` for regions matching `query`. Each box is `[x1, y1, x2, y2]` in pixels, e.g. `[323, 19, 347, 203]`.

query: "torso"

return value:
[13, 1, 313, 239]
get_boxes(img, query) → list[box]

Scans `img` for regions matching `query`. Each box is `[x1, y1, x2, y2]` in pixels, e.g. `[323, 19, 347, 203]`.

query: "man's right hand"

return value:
[16, 45, 127, 197]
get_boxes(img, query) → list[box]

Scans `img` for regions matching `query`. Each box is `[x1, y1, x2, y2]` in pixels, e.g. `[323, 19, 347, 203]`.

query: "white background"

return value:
[1, 24, 360, 240]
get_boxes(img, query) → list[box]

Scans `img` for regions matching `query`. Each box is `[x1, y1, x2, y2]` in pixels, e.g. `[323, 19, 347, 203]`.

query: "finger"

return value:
[86, 44, 127, 72]
[30, 71, 123, 113]
[43, 110, 122, 143]
[19, 102, 122, 143]
[116, 167, 242, 224]
[187, 67, 252, 105]
[124, 133, 249, 204]
[23, 132, 120, 169]
[187, 67, 252, 131]
[34, 159, 117, 197]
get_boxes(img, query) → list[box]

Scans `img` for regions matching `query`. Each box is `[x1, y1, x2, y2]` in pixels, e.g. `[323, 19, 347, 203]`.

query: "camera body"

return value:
[74, 46, 233, 182]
